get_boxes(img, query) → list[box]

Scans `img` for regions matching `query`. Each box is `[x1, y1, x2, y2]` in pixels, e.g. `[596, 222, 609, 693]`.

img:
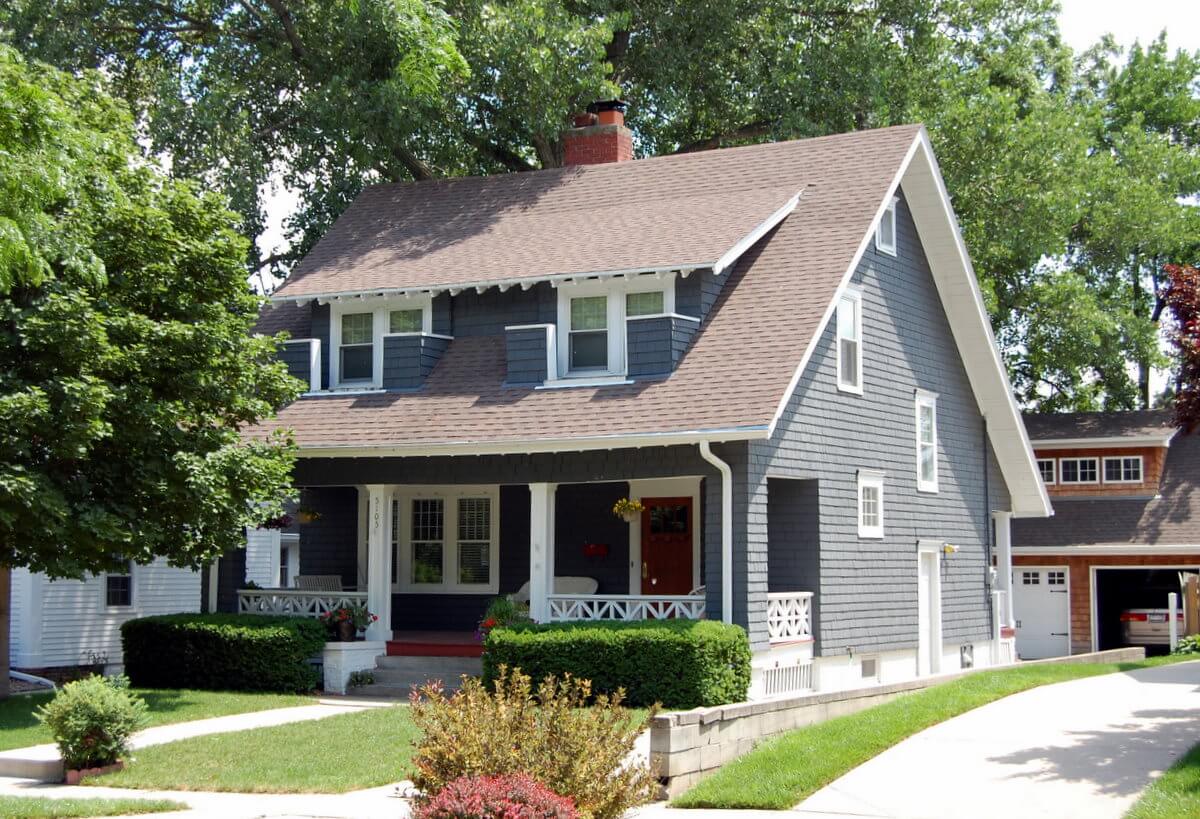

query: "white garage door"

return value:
[1014, 567, 1070, 659]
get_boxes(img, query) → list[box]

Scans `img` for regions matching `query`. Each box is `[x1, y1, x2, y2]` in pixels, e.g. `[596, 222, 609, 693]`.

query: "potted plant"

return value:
[476, 597, 531, 642]
[612, 497, 644, 523]
[320, 603, 378, 641]
[295, 505, 322, 524]
[260, 513, 292, 529]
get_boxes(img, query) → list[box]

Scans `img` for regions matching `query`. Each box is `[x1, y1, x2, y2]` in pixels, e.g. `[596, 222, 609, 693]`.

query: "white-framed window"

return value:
[875, 196, 898, 256]
[836, 289, 863, 394]
[1037, 458, 1056, 485]
[328, 296, 434, 389]
[279, 534, 300, 588]
[1021, 571, 1039, 585]
[394, 486, 500, 594]
[1047, 570, 1066, 586]
[555, 274, 674, 379]
[104, 561, 133, 608]
[1103, 455, 1143, 484]
[915, 390, 938, 492]
[857, 470, 885, 538]
[1059, 457, 1099, 485]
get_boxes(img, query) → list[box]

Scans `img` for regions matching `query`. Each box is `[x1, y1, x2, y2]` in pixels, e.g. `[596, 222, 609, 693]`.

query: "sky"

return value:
[257, 1, 1200, 260]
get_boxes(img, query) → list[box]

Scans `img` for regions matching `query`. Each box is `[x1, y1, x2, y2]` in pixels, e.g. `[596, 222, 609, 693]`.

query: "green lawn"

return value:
[1125, 740, 1200, 819]
[0, 795, 186, 817]
[675, 655, 1197, 810]
[0, 689, 313, 752]
[95, 704, 420, 793]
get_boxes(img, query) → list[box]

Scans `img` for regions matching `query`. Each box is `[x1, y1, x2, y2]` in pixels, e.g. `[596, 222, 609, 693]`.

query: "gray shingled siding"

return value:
[214, 548, 247, 613]
[279, 341, 312, 387]
[311, 302, 331, 390]
[505, 327, 549, 384]
[433, 293, 452, 335]
[452, 282, 555, 337]
[553, 482, 631, 595]
[626, 316, 698, 377]
[676, 271, 725, 321]
[750, 189, 1008, 657]
[767, 479, 822, 650]
[295, 487, 360, 590]
[382, 335, 450, 389]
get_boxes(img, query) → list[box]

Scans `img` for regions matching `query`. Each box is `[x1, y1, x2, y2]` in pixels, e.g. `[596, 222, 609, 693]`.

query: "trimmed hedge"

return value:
[482, 619, 750, 709]
[121, 614, 327, 692]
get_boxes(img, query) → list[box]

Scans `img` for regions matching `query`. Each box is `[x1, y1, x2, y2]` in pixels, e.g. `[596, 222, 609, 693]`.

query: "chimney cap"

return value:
[586, 99, 629, 114]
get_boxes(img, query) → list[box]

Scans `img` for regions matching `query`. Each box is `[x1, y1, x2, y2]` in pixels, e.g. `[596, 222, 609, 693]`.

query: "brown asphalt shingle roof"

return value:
[1022, 410, 1176, 441]
[1014, 431, 1200, 548]
[250, 125, 923, 449]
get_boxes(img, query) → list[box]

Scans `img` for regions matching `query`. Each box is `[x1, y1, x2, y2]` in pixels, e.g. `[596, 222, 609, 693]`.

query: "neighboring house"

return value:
[225, 107, 1050, 696]
[10, 561, 200, 672]
[1013, 411, 1199, 659]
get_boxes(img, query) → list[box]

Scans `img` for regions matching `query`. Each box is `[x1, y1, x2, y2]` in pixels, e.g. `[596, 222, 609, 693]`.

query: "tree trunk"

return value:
[1132, 260, 1151, 409]
[0, 566, 10, 699]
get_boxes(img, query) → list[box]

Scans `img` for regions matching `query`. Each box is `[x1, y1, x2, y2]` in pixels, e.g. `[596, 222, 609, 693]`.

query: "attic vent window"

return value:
[876, 196, 898, 256]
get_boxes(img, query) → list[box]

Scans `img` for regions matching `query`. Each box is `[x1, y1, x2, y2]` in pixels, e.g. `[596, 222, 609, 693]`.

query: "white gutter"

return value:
[1030, 434, 1176, 449]
[699, 441, 734, 625]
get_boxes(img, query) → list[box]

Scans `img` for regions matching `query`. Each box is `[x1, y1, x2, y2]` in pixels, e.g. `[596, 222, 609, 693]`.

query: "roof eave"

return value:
[1031, 433, 1177, 449]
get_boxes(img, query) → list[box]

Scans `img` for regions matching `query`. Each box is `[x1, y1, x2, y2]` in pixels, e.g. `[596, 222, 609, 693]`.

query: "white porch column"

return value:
[994, 510, 1015, 627]
[365, 485, 393, 642]
[529, 483, 556, 622]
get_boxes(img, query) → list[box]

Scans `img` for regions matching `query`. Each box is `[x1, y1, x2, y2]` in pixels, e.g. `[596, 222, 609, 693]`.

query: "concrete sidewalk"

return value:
[0, 698, 387, 781]
[791, 659, 1200, 819]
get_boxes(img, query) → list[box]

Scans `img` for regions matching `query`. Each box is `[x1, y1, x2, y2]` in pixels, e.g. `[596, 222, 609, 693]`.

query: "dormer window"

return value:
[554, 274, 675, 380]
[568, 296, 609, 371]
[390, 309, 423, 334]
[876, 196, 898, 256]
[339, 312, 374, 382]
[1103, 456, 1143, 484]
[626, 291, 664, 317]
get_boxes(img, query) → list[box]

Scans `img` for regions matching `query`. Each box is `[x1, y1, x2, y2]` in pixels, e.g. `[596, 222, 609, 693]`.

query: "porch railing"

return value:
[237, 589, 368, 617]
[546, 594, 706, 622]
[766, 591, 814, 643]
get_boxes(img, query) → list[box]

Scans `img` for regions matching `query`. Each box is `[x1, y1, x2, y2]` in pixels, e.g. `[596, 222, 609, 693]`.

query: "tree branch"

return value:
[672, 121, 774, 154]
[260, 0, 307, 63]
[464, 133, 537, 173]
[384, 144, 435, 182]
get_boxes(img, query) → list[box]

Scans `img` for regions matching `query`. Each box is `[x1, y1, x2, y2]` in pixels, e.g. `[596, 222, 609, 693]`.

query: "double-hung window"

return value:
[876, 197, 898, 256]
[1037, 458, 1056, 485]
[915, 391, 938, 492]
[339, 312, 374, 382]
[395, 487, 499, 593]
[857, 471, 885, 538]
[568, 295, 609, 371]
[105, 561, 133, 607]
[836, 290, 863, 393]
[1103, 455, 1143, 484]
[1059, 457, 1098, 484]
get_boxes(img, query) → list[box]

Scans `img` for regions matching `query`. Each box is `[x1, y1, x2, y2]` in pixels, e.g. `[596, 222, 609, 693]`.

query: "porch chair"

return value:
[509, 576, 599, 604]
[294, 575, 344, 592]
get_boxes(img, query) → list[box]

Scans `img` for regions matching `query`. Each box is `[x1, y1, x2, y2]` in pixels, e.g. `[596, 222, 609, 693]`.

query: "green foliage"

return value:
[482, 619, 750, 708]
[0, 45, 300, 579]
[35, 675, 148, 770]
[348, 670, 375, 688]
[121, 614, 328, 693]
[1126, 739, 1200, 819]
[1171, 634, 1200, 655]
[0, 795, 186, 817]
[410, 668, 656, 819]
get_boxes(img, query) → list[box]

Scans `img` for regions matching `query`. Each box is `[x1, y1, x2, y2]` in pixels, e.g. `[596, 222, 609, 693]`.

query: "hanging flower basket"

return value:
[296, 505, 322, 524]
[612, 497, 644, 523]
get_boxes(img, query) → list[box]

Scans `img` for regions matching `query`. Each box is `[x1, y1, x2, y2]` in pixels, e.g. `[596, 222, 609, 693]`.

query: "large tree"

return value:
[0, 44, 300, 691]
[3, 1, 1197, 410]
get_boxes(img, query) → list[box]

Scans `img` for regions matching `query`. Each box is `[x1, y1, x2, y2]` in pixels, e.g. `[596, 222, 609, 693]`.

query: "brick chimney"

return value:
[563, 100, 634, 165]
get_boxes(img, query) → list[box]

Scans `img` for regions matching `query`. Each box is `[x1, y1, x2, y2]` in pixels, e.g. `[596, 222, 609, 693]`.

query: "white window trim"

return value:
[554, 274, 675, 379]
[1058, 456, 1100, 485]
[1037, 458, 1056, 485]
[329, 295, 433, 389]
[875, 196, 898, 256]
[1102, 455, 1144, 484]
[280, 533, 300, 588]
[915, 389, 938, 493]
[393, 485, 500, 594]
[857, 470, 885, 539]
[836, 288, 864, 395]
[101, 561, 135, 610]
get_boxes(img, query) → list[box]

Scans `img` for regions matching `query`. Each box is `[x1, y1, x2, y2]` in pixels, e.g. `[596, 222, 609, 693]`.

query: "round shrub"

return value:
[415, 773, 578, 819]
[121, 613, 327, 692]
[36, 675, 148, 771]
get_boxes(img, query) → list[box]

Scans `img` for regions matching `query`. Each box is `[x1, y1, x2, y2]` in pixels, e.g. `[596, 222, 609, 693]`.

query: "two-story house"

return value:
[222, 108, 1050, 696]
[1013, 411, 1199, 659]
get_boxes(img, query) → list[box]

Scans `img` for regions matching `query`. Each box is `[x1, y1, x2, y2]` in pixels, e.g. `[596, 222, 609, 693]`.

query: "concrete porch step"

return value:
[376, 654, 483, 674]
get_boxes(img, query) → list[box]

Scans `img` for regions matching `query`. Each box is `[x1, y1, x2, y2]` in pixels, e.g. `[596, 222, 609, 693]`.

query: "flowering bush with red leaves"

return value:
[415, 773, 578, 819]
[318, 603, 378, 631]
[1164, 264, 1200, 432]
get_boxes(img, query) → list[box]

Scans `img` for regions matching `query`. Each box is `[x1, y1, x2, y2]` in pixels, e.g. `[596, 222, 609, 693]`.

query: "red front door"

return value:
[640, 497, 694, 595]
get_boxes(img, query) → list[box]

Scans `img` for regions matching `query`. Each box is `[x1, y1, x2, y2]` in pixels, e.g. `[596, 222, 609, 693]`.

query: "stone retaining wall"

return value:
[649, 647, 1146, 796]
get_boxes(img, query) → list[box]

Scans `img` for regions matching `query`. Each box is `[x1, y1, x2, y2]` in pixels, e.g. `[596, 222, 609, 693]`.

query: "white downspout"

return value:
[699, 441, 734, 625]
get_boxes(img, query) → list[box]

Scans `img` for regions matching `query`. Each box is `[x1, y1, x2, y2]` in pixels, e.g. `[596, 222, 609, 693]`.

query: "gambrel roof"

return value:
[250, 124, 1051, 517]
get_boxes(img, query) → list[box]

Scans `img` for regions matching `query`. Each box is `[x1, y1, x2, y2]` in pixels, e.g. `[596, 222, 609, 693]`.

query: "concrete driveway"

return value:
[792, 659, 1200, 819]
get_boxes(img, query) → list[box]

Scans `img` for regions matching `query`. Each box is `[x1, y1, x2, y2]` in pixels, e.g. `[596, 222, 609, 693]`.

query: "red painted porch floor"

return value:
[387, 630, 483, 658]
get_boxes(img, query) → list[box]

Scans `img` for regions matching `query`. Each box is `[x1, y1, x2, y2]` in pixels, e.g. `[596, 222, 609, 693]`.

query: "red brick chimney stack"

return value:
[563, 99, 634, 165]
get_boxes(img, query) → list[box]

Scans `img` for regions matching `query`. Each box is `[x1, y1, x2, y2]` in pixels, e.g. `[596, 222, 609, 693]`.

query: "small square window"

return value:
[1022, 571, 1039, 585]
[857, 471, 884, 538]
[389, 309, 423, 334]
[861, 657, 878, 679]
[1047, 571, 1066, 586]
[1037, 458, 1056, 485]
[626, 291, 664, 317]
[875, 197, 897, 256]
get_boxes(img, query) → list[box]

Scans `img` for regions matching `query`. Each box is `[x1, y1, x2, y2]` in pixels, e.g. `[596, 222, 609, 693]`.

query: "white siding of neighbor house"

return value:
[9, 559, 200, 670]
[244, 528, 281, 588]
